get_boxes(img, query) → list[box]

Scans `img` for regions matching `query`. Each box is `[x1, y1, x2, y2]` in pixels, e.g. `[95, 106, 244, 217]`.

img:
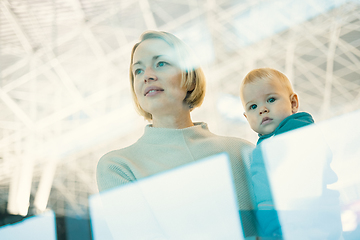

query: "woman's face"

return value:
[132, 38, 189, 118]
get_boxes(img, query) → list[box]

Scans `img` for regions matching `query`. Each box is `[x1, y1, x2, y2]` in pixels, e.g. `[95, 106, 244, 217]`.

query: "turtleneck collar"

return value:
[146, 122, 207, 130]
[138, 122, 210, 145]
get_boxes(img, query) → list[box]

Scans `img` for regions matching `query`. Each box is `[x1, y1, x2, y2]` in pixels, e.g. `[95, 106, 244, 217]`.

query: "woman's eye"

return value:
[250, 104, 257, 110]
[268, 97, 275, 103]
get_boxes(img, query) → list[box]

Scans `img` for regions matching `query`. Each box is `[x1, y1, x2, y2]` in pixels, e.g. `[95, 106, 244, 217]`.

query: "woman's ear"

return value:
[290, 93, 299, 113]
[188, 81, 196, 91]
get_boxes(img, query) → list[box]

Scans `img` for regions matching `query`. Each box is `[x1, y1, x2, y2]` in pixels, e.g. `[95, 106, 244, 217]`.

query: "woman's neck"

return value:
[151, 112, 194, 129]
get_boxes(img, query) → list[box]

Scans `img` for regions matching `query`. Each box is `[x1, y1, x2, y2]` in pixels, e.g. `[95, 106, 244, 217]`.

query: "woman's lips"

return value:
[144, 86, 164, 96]
[146, 89, 164, 96]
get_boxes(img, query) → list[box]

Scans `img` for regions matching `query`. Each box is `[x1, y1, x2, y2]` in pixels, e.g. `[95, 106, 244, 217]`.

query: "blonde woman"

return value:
[97, 31, 256, 237]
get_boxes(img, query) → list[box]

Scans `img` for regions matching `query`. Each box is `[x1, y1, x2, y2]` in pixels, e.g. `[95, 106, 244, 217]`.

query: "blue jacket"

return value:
[257, 112, 314, 145]
[252, 112, 314, 237]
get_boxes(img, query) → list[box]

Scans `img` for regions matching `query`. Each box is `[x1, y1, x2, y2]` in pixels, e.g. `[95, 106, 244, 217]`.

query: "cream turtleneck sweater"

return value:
[96, 122, 256, 236]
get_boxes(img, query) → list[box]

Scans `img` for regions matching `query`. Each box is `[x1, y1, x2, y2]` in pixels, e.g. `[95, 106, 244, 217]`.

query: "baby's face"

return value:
[242, 79, 298, 135]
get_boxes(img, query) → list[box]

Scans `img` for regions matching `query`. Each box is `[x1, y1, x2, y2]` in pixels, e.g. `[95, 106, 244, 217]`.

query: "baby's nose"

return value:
[260, 107, 269, 114]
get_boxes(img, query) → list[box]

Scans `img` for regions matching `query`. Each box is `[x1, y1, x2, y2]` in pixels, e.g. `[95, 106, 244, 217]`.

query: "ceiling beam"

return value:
[139, 0, 158, 30]
[1, 1, 34, 54]
[321, 22, 341, 118]
[0, 88, 34, 129]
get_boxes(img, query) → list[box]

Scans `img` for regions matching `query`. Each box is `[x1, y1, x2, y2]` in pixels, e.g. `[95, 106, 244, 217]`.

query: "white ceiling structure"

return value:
[0, 0, 360, 217]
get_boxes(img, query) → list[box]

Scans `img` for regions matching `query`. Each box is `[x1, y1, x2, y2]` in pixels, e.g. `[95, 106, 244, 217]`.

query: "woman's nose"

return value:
[144, 68, 158, 83]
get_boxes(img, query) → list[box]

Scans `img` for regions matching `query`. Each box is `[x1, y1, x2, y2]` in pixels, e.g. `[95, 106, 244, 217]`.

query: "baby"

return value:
[240, 67, 315, 238]
[239, 67, 342, 239]
[240, 67, 313, 141]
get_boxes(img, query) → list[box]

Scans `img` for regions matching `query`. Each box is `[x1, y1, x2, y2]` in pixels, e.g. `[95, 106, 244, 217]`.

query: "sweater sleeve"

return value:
[96, 151, 135, 192]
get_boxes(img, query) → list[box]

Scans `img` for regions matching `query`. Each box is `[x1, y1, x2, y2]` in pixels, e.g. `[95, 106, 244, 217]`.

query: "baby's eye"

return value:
[134, 69, 143, 76]
[268, 97, 276, 103]
[250, 104, 257, 110]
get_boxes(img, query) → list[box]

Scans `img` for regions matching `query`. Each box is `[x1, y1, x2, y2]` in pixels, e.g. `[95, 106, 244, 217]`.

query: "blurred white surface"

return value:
[90, 153, 244, 240]
[0, 210, 56, 240]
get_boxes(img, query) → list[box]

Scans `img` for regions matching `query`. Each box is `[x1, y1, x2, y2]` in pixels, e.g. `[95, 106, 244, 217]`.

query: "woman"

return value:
[96, 30, 256, 236]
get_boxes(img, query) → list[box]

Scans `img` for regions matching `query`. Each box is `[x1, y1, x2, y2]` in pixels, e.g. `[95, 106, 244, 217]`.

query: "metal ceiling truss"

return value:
[0, 0, 359, 217]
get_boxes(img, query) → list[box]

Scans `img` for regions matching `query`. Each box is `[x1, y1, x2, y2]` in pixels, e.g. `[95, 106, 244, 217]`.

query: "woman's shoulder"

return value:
[96, 143, 142, 191]
[208, 131, 255, 149]
[98, 143, 138, 165]
[196, 122, 254, 146]
[204, 132, 255, 166]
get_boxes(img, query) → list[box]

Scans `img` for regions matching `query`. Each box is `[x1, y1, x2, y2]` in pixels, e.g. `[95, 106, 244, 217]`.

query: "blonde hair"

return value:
[129, 30, 206, 121]
[240, 67, 294, 102]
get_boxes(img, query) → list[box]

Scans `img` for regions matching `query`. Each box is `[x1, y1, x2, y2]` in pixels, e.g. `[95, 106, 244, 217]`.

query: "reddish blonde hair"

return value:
[240, 67, 294, 102]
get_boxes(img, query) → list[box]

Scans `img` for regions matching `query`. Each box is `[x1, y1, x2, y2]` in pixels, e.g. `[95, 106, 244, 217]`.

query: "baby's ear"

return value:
[290, 93, 299, 113]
